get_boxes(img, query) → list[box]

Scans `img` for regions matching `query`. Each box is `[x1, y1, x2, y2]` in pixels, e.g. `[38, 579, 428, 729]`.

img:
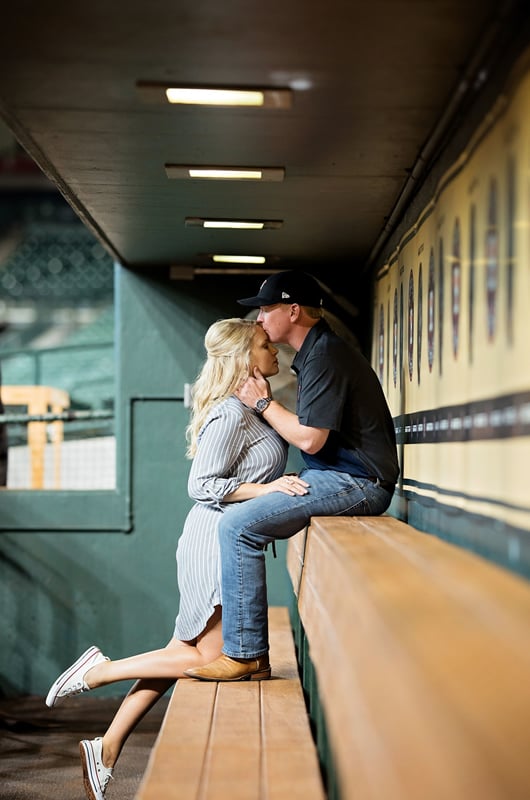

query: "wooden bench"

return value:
[287, 516, 530, 800]
[135, 605, 325, 800]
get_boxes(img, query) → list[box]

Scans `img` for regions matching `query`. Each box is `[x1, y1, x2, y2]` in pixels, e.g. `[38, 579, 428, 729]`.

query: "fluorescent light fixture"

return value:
[185, 218, 283, 230]
[165, 165, 285, 182]
[190, 168, 261, 180]
[166, 88, 264, 106]
[137, 82, 292, 109]
[198, 268, 274, 275]
[170, 266, 280, 279]
[212, 255, 266, 264]
[205, 220, 264, 230]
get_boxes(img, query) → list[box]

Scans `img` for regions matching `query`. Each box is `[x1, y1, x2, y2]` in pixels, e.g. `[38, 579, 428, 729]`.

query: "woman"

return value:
[45, 318, 309, 800]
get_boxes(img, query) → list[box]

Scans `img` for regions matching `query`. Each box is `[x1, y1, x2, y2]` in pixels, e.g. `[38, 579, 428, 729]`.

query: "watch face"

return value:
[255, 397, 270, 413]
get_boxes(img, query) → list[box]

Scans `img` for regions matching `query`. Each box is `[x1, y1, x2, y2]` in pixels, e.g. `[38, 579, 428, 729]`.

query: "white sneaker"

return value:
[45, 646, 108, 707]
[79, 737, 114, 800]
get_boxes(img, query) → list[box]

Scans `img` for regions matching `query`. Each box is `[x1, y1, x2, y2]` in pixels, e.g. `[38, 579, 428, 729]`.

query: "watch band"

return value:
[255, 396, 272, 414]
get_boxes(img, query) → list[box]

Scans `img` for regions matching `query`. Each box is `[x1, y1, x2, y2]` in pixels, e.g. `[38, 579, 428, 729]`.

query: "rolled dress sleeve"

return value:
[187, 403, 247, 506]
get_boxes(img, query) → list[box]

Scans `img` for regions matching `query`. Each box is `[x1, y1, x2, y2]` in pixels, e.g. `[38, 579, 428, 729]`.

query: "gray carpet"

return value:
[0, 693, 170, 800]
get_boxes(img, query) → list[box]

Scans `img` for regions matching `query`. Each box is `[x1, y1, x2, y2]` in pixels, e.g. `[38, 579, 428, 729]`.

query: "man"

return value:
[185, 270, 399, 681]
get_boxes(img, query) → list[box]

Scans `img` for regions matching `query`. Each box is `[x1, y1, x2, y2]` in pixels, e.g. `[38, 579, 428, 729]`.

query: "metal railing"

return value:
[0, 405, 115, 490]
[0, 342, 114, 413]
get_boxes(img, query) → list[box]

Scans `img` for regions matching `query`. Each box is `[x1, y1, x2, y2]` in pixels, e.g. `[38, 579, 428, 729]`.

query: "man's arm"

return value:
[237, 367, 329, 454]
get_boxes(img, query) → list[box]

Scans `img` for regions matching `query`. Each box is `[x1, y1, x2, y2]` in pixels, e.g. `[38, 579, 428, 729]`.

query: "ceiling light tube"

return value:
[165, 165, 285, 182]
[137, 82, 292, 109]
[190, 168, 262, 180]
[205, 220, 264, 229]
[185, 218, 283, 230]
[198, 268, 278, 275]
[212, 255, 266, 264]
[166, 88, 264, 106]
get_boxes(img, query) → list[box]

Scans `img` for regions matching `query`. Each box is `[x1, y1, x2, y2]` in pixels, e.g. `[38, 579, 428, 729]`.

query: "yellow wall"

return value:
[373, 65, 530, 545]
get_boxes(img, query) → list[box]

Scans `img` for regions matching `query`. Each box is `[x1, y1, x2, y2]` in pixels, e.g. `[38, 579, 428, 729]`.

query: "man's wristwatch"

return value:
[254, 396, 272, 414]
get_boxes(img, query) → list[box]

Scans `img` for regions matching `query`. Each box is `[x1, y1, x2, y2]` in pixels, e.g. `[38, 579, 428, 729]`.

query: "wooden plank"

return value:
[286, 527, 308, 598]
[268, 604, 303, 680]
[262, 678, 326, 800]
[135, 606, 323, 800]
[202, 682, 262, 800]
[262, 606, 325, 800]
[136, 681, 217, 800]
[295, 516, 530, 800]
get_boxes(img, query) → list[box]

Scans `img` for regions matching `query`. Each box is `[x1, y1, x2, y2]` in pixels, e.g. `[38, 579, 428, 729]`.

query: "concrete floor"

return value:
[0, 693, 169, 800]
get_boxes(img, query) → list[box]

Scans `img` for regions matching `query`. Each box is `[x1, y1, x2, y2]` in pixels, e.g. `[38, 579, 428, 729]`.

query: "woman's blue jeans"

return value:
[218, 469, 393, 659]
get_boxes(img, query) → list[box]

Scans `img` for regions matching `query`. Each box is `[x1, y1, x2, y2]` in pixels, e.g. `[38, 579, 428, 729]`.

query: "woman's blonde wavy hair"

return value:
[185, 318, 260, 458]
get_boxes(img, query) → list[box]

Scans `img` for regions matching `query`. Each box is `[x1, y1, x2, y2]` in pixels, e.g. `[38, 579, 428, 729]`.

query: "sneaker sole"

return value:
[45, 646, 100, 707]
[79, 740, 102, 800]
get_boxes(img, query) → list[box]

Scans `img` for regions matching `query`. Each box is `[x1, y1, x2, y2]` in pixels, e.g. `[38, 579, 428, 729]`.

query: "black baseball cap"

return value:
[237, 270, 323, 308]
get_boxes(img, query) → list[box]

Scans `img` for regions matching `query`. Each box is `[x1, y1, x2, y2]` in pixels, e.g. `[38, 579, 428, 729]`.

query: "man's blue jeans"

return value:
[218, 469, 393, 659]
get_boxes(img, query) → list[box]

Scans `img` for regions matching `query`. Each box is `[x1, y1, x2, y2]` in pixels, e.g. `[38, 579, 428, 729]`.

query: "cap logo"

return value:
[281, 291, 290, 299]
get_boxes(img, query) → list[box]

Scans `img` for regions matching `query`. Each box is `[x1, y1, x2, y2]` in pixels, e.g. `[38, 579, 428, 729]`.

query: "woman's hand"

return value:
[223, 474, 310, 503]
[261, 474, 310, 496]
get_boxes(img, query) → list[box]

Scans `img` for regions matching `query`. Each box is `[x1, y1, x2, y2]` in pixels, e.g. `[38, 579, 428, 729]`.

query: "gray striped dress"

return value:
[173, 395, 288, 641]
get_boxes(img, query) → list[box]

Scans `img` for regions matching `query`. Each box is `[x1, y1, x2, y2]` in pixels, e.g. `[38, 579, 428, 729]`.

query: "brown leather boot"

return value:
[184, 653, 271, 682]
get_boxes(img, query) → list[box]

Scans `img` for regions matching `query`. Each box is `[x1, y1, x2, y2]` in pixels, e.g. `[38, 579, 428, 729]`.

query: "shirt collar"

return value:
[291, 318, 330, 374]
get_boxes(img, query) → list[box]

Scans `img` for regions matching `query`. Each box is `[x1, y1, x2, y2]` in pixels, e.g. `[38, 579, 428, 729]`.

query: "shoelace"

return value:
[100, 771, 114, 791]
[93, 753, 114, 791]
[59, 654, 110, 699]
[59, 680, 87, 697]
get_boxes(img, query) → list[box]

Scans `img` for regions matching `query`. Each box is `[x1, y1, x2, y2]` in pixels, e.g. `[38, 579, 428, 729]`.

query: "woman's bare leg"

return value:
[100, 677, 175, 768]
[86, 607, 223, 689]
[96, 607, 223, 769]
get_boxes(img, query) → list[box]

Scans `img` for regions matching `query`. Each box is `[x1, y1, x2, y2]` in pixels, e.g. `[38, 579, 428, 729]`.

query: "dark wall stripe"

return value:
[394, 389, 530, 444]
